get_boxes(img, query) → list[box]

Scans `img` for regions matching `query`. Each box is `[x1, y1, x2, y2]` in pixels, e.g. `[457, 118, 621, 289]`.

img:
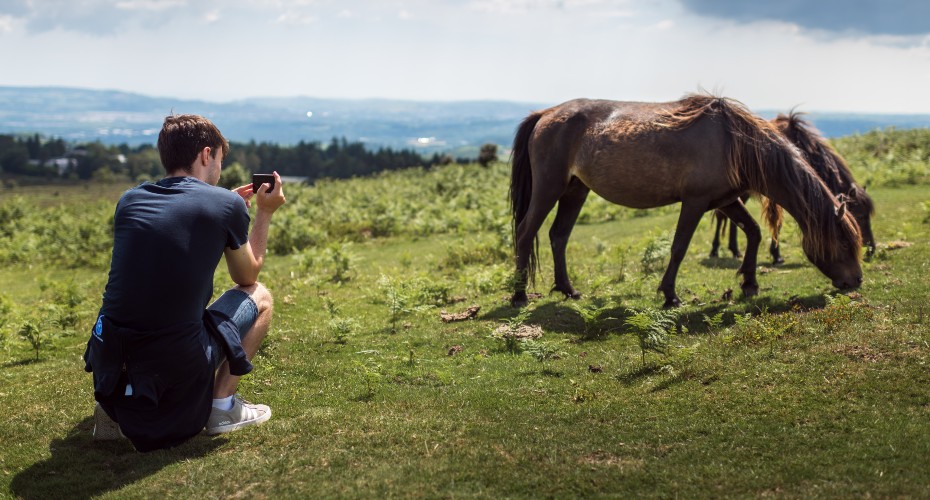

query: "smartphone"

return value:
[252, 173, 275, 194]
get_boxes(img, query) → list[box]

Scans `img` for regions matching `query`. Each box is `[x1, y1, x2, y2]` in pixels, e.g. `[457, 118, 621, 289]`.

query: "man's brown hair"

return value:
[157, 114, 229, 174]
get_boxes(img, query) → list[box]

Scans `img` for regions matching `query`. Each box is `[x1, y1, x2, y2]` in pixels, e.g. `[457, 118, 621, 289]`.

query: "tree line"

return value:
[0, 134, 498, 184]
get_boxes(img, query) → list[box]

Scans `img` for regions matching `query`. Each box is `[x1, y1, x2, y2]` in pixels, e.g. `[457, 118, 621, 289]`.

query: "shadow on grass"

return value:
[1, 358, 43, 369]
[482, 299, 635, 340]
[484, 290, 830, 341]
[677, 292, 828, 335]
[10, 417, 226, 500]
[616, 364, 666, 385]
[698, 257, 742, 270]
[698, 257, 808, 271]
[353, 393, 376, 403]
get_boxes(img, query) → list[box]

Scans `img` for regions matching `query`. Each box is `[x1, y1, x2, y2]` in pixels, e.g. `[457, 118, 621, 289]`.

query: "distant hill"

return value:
[0, 86, 540, 157]
[2, 86, 929, 156]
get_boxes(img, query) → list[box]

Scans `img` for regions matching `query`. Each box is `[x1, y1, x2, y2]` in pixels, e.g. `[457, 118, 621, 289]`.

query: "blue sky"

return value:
[1, 0, 929, 113]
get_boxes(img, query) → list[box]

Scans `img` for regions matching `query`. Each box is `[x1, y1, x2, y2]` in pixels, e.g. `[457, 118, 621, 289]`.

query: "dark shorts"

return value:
[205, 288, 259, 370]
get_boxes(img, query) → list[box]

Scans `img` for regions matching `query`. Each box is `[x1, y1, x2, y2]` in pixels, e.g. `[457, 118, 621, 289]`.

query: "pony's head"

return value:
[772, 112, 875, 254]
[801, 194, 863, 290]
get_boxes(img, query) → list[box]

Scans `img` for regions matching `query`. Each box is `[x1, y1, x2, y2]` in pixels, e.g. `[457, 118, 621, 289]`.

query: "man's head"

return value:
[157, 115, 229, 181]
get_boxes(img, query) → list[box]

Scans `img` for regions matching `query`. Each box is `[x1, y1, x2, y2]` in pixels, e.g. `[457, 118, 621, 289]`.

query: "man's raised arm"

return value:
[225, 171, 286, 286]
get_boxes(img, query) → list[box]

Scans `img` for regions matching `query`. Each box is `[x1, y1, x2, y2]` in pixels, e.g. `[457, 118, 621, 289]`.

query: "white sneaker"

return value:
[205, 395, 272, 435]
[93, 403, 126, 440]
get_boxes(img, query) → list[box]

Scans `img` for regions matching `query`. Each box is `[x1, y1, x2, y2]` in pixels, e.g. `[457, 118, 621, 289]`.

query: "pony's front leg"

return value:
[658, 203, 706, 308]
[718, 201, 761, 297]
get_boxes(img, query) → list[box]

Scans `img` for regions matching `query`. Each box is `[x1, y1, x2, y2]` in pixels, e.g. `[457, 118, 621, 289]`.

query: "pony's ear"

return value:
[835, 198, 847, 218]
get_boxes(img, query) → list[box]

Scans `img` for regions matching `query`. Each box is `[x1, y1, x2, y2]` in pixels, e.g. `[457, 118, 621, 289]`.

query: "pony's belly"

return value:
[573, 166, 682, 209]
[590, 188, 679, 209]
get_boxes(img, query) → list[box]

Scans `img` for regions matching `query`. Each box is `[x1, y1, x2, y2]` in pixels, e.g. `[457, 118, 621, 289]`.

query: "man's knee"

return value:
[235, 282, 273, 313]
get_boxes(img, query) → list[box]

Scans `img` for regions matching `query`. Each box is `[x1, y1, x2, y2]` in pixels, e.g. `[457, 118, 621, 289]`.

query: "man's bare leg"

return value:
[213, 283, 273, 399]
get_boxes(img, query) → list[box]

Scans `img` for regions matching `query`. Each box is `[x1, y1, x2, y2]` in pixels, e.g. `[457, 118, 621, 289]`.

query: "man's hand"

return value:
[253, 171, 286, 214]
[232, 183, 256, 209]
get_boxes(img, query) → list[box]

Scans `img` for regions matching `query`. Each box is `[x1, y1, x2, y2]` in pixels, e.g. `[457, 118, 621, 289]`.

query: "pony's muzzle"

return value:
[833, 275, 863, 290]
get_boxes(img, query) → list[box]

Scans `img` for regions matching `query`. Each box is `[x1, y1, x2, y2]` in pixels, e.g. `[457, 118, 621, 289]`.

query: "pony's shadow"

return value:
[483, 297, 634, 339]
[699, 257, 807, 271]
[10, 417, 225, 500]
[699, 257, 742, 270]
[483, 300, 581, 335]
[484, 291, 829, 339]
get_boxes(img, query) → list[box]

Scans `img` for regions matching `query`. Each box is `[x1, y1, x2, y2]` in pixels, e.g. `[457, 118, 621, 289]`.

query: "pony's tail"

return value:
[761, 196, 784, 244]
[510, 111, 543, 285]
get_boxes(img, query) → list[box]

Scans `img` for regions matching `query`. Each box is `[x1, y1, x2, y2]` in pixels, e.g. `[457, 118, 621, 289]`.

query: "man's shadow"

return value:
[10, 417, 225, 499]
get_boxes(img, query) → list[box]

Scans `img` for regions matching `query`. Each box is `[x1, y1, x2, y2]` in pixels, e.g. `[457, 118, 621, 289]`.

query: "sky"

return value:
[1, 0, 930, 113]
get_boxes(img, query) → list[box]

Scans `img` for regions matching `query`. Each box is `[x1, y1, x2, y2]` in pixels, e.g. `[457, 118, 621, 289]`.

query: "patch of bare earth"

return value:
[493, 323, 543, 339]
[580, 450, 645, 471]
[439, 305, 480, 323]
[833, 343, 923, 363]
[884, 240, 914, 250]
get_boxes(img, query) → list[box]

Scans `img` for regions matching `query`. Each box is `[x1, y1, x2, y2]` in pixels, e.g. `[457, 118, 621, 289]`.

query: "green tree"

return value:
[218, 161, 251, 189]
[478, 143, 498, 168]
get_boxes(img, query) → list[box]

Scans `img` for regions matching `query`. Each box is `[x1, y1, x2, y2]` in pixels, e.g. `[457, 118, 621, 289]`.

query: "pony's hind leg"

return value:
[717, 201, 762, 297]
[710, 211, 724, 258]
[549, 178, 590, 300]
[769, 238, 784, 265]
[727, 216, 742, 258]
[512, 185, 566, 307]
[659, 201, 708, 308]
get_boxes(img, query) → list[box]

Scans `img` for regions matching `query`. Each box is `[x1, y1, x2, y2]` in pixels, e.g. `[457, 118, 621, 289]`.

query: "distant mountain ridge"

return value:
[2, 86, 929, 155]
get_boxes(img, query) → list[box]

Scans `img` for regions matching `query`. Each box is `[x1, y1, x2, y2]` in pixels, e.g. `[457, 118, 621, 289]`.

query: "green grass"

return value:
[1, 176, 929, 497]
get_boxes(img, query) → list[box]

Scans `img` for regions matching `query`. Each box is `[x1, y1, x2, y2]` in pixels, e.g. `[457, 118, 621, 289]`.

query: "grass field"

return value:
[1, 170, 929, 498]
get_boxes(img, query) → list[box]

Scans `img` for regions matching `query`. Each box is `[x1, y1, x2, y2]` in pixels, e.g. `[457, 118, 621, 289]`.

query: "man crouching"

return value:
[84, 114, 286, 451]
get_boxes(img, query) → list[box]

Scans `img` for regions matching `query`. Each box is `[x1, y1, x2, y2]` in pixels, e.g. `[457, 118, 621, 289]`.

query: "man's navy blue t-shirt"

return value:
[100, 177, 250, 329]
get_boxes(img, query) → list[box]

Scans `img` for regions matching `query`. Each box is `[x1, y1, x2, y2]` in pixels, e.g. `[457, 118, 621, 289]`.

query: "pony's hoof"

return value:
[731, 252, 743, 259]
[551, 285, 582, 300]
[772, 257, 785, 266]
[741, 284, 759, 297]
[662, 297, 682, 309]
[510, 292, 529, 308]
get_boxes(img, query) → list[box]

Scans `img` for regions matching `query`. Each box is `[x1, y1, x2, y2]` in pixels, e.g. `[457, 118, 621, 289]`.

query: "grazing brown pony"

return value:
[510, 94, 863, 308]
[711, 111, 876, 261]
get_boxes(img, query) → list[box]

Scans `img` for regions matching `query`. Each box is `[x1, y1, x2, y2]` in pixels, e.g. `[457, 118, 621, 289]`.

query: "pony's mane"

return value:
[772, 111, 875, 215]
[658, 94, 862, 262]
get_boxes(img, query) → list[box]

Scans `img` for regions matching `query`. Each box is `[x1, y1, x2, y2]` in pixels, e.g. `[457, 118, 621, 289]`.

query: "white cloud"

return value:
[276, 11, 318, 24]
[468, 0, 555, 15]
[0, 14, 16, 33]
[245, 0, 322, 7]
[203, 9, 220, 23]
[467, 0, 633, 15]
[651, 19, 673, 30]
[115, 0, 187, 11]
